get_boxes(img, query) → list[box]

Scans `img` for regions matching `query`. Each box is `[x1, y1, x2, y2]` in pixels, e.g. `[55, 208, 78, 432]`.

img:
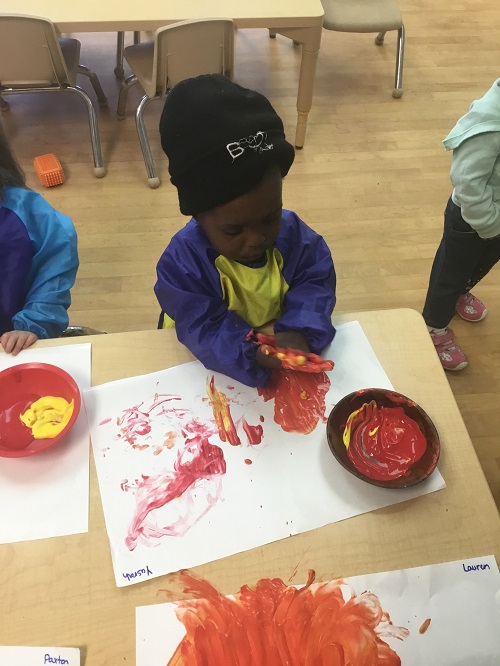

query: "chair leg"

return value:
[115, 31, 125, 79]
[135, 95, 160, 188]
[67, 86, 106, 178]
[269, 29, 277, 38]
[116, 75, 138, 120]
[0, 95, 10, 112]
[77, 65, 108, 107]
[375, 31, 386, 46]
[392, 24, 405, 99]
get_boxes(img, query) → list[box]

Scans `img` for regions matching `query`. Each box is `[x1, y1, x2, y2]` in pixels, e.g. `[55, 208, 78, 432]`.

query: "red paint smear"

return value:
[241, 417, 263, 445]
[123, 419, 226, 550]
[116, 394, 183, 450]
[167, 570, 408, 665]
[244, 458, 252, 465]
[258, 369, 330, 435]
[259, 415, 265, 423]
[344, 401, 427, 481]
[207, 376, 241, 446]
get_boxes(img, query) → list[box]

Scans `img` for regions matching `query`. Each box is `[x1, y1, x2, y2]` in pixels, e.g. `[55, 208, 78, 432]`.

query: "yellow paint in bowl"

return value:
[20, 396, 75, 439]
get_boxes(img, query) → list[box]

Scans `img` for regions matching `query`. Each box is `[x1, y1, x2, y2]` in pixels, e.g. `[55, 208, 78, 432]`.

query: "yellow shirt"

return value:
[163, 247, 289, 329]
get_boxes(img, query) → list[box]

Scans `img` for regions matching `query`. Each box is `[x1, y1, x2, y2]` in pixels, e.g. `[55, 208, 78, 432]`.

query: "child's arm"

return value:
[450, 131, 500, 239]
[155, 247, 272, 388]
[275, 214, 336, 353]
[12, 197, 79, 339]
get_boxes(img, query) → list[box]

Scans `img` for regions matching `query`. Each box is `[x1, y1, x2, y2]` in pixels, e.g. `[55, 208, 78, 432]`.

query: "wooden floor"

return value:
[2, 0, 499, 508]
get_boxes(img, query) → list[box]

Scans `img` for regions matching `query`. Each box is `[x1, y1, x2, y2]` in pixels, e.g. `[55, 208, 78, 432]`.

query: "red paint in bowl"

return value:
[326, 388, 440, 489]
[0, 363, 81, 458]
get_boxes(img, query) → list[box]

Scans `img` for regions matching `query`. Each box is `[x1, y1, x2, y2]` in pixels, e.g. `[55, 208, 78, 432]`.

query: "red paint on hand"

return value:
[167, 570, 408, 665]
[259, 369, 330, 435]
[253, 333, 334, 373]
[343, 401, 427, 481]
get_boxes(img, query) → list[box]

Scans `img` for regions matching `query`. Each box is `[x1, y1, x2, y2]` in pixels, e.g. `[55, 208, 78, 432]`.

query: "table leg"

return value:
[115, 31, 125, 79]
[272, 25, 322, 149]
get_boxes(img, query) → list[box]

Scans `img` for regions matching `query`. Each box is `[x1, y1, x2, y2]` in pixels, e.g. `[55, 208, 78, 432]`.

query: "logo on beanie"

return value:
[226, 131, 273, 161]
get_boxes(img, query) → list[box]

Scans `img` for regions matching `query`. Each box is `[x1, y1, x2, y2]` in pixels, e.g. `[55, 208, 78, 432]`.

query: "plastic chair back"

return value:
[151, 19, 234, 98]
[0, 14, 70, 89]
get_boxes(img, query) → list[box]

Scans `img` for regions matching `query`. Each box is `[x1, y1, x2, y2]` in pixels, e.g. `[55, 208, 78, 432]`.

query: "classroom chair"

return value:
[0, 14, 108, 177]
[320, 0, 405, 98]
[116, 18, 234, 188]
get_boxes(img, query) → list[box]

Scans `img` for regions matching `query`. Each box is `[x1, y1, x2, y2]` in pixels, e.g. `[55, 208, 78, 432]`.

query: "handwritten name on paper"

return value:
[123, 565, 153, 582]
[0, 646, 79, 665]
[462, 562, 491, 572]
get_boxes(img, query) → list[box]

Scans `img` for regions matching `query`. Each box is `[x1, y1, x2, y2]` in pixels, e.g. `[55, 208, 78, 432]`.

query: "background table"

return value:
[1, 308, 499, 663]
[7, 0, 324, 148]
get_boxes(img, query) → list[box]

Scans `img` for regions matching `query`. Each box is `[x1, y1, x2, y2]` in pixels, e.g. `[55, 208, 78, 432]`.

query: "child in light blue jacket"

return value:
[0, 127, 79, 355]
[423, 79, 500, 370]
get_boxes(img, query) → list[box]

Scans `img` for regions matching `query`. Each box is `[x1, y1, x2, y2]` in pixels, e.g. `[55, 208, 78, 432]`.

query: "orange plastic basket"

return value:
[34, 153, 65, 187]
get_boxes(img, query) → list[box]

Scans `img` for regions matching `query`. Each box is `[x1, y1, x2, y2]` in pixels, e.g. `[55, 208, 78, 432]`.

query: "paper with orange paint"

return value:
[136, 556, 500, 666]
[84, 322, 444, 587]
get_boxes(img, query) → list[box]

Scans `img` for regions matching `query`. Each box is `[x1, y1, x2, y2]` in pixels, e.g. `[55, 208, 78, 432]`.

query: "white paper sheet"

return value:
[136, 556, 500, 666]
[0, 646, 79, 666]
[0, 344, 91, 544]
[84, 322, 445, 587]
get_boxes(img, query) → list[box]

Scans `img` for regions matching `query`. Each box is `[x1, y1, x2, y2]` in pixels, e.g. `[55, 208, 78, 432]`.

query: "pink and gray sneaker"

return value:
[455, 292, 488, 322]
[430, 327, 468, 371]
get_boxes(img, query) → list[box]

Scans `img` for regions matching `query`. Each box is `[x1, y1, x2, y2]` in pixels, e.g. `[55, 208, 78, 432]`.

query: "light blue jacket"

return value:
[443, 79, 500, 238]
[0, 186, 79, 338]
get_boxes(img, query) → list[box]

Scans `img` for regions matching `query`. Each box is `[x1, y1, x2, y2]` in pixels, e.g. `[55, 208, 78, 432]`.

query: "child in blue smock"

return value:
[0, 127, 79, 355]
[155, 75, 336, 388]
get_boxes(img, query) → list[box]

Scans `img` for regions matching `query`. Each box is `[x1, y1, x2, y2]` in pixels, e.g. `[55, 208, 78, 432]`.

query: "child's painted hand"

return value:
[0, 330, 38, 355]
[250, 330, 334, 373]
[275, 331, 310, 354]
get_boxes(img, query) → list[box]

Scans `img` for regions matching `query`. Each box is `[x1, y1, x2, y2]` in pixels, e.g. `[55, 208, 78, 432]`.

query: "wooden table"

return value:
[7, 0, 325, 148]
[1, 308, 499, 663]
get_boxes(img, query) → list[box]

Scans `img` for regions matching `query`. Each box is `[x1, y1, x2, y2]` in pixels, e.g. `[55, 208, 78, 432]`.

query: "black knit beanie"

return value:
[159, 74, 295, 215]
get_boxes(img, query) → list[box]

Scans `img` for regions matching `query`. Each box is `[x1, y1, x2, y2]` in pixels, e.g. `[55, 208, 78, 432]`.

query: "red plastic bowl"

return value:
[0, 362, 81, 458]
[326, 388, 440, 489]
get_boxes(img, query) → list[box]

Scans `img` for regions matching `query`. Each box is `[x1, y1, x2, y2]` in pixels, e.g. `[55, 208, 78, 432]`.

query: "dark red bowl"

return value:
[326, 388, 440, 489]
[0, 362, 81, 458]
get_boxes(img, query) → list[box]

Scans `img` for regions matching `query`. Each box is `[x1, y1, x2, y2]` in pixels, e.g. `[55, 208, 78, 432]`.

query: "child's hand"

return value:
[255, 346, 283, 369]
[255, 320, 276, 336]
[275, 330, 310, 354]
[0, 330, 38, 355]
[255, 330, 310, 369]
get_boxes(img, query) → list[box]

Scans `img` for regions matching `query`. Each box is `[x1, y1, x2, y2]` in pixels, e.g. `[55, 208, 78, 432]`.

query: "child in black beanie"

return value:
[155, 74, 336, 388]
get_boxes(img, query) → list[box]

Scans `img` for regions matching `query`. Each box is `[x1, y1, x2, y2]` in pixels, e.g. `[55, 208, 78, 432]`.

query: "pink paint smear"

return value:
[123, 419, 226, 551]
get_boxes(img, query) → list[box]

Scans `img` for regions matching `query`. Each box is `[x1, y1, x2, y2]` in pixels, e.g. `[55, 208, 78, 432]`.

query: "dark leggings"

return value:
[422, 197, 500, 329]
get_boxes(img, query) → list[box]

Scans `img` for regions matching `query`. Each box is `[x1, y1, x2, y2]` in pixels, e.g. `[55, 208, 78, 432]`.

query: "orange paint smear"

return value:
[167, 570, 408, 665]
[419, 618, 431, 634]
[207, 376, 241, 446]
[258, 369, 331, 435]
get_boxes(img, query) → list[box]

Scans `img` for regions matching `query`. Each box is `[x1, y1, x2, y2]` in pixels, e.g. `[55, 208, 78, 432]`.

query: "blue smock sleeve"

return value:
[155, 235, 271, 388]
[275, 211, 336, 353]
[11, 192, 79, 338]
